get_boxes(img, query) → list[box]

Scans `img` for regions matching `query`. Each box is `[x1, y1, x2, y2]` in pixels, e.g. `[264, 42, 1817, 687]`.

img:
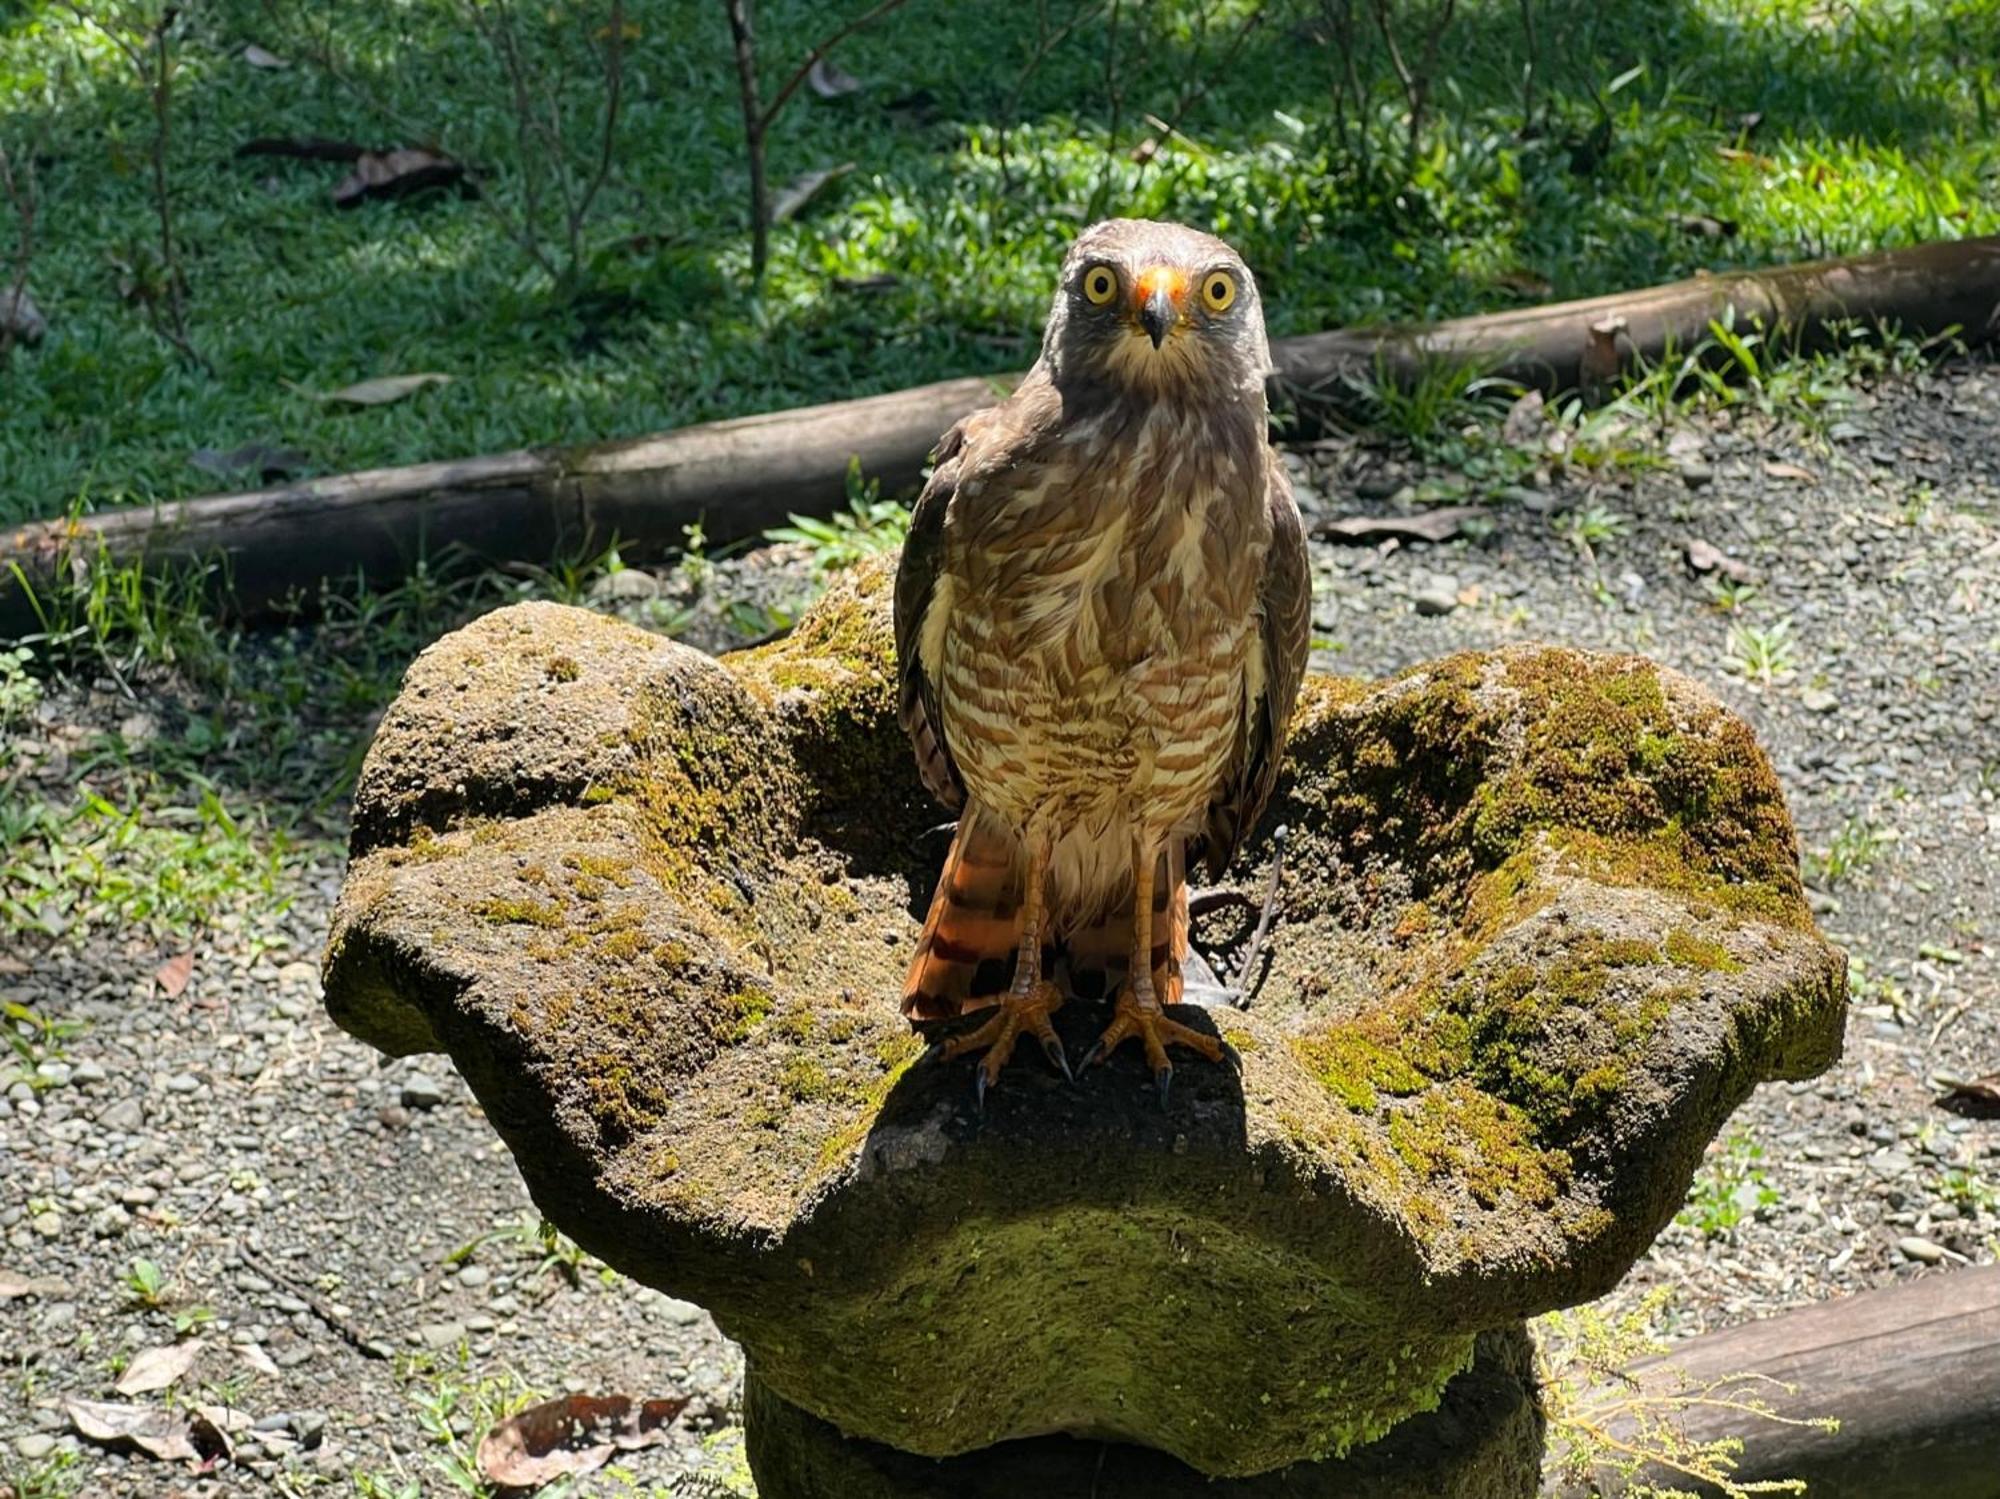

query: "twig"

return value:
[1231, 825, 1288, 1007]
[1186, 888, 1254, 919]
[725, 0, 914, 283]
[1367, 0, 1458, 184]
[757, 0, 912, 133]
[722, 0, 771, 281]
[1089, 0, 1126, 217]
[1516, 0, 1539, 131]
[63, 4, 205, 368]
[1137, 1, 1267, 179]
[568, 0, 626, 274]
[1927, 999, 1971, 1050]
[467, 1, 561, 281]
[0, 138, 38, 364]
[999, 0, 1108, 191]
[240, 1242, 392, 1360]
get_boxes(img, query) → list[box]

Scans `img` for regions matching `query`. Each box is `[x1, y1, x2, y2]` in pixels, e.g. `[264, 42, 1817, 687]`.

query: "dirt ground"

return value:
[3, 356, 1996, 1496]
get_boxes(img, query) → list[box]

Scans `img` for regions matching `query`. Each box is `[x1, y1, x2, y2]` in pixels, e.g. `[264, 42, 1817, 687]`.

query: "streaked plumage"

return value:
[895, 218, 1311, 1099]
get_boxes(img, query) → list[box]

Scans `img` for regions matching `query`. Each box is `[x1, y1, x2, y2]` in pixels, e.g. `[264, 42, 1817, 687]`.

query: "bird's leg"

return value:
[1085, 833, 1224, 1105]
[931, 828, 1067, 1103]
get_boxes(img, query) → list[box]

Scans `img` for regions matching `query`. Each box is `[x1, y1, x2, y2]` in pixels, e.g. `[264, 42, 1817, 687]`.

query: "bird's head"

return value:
[1042, 219, 1271, 402]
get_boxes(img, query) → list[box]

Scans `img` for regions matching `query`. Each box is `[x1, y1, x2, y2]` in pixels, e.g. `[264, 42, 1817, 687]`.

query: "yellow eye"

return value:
[1081, 265, 1118, 305]
[1201, 271, 1237, 312]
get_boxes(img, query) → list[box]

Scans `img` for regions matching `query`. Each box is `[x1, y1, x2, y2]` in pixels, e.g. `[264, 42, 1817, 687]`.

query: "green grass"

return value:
[0, 542, 616, 948]
[3, 0, 1996, 527]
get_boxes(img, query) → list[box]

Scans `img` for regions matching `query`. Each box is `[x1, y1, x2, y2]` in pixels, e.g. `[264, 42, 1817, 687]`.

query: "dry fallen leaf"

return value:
[0, 1269, 73, 1300]
[1684, 538, 1751, 582]
[1318, 507, 1488, 546]
[1671, 212, 1739, 239]
[1491, 267, 1554, 299]
[333, 147, 469, 208]
[154, 953, 194, 999]
[1, 286, 47, 345]
[238, 1343, 282, 1379]
[189, 442, 308, 483]
[242, 43, 290, 68]
[67, 1398, 231, 1465]
[1714, 145, 1775, 170]
[1763, 460, 1815, 482]
[806, 55, 864, 98]
[476, 1393, 688, 1488]
[1501, 390, 1546, 446]
[770, 163, 855, 224]
[116, 1340, 206, 1397]
[316, 373, 453, 407]
[1937, 1072, 2000, 1114]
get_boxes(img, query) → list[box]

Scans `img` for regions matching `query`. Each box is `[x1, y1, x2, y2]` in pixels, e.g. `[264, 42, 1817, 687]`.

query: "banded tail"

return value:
[901, 812, 1027, 1022]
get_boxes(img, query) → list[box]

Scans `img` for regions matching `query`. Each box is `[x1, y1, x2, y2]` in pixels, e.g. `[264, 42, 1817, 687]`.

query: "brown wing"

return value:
[1199, 450, 1312, 878]
[894, 420, 970, 812]
[894, 370, 1063, 813]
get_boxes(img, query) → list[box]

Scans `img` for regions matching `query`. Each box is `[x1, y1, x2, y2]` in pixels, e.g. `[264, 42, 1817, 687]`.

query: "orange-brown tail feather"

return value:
[1060, 839, 1188, 1006]
[901, 812, 1026, 1022]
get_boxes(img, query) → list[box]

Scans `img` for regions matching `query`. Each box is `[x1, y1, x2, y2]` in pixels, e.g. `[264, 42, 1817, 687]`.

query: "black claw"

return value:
[1081, 1040, 1107, 1071]
[974, 1068, 989, 1113]
[1043, 1036, 1073, 1083]
[1155, 1066, 1174, 1110]
[922, 1041, 944, 1067]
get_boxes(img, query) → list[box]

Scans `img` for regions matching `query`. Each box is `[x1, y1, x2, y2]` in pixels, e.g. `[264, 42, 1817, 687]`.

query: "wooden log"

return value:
[1273, 233, 2000, 405]
[1553, 1264, 2000, 1499]
[4, 235, 1997, 633]
[0, 375, 1004, 629]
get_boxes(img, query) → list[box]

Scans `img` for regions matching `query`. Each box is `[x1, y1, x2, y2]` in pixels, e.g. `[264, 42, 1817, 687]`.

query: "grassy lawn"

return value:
[1, 0, 1995, 529]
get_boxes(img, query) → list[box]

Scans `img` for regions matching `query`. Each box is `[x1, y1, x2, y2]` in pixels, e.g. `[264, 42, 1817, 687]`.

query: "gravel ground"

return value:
[3, 356, 1997, 1495]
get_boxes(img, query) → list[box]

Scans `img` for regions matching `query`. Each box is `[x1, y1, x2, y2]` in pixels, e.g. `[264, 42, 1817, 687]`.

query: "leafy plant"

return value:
[1723, 617, 1797, 686]
[2, 1000, 85, 1072]
[1678, 1130, 1778, 1240]
[1539, 1289, 1837, 1497]
[1939, 1167, 1997, 1216]
[123, 1256, 167, 1309]
[1347, 348, 1514, 453]
[1559, 503, 1628, 551]
[400, 1351, 543, 1496]
[445, 1214, 609, 1291]
[1700, 575, 1760, 615]
[0, 643, 40, 724]
[1803, 816, 1890, 887]
[766, 459, 910, 573]
[0, 1448, 82, 1499]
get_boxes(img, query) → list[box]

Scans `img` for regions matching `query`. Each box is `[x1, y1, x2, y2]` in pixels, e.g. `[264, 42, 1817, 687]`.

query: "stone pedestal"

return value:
[744, 1327, 1544, 1499]
[322, 557, 1846, 1480]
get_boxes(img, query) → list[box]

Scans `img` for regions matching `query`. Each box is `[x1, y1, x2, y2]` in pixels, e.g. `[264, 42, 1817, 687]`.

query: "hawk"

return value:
[895, 218, 1311, 1104]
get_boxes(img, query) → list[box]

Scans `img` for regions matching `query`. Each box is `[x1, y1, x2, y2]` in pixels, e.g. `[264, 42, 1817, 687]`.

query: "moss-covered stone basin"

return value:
[322, 556, 1846, 1478]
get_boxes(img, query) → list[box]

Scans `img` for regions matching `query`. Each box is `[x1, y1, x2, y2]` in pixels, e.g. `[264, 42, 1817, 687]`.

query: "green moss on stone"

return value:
[476, 896, 565, 928]
[1292, 1028, 1425, 1111]
[1387, 1084, 1568, 1210]
[1280, 648, 1809, 932]
[717, 988, 776, 1043]
[1664, 927, 1746, 972]
[780, 1056, 838, 1103]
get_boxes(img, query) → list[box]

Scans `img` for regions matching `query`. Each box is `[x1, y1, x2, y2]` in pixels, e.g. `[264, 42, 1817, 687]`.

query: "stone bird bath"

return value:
[323, 557, 1846, 1494]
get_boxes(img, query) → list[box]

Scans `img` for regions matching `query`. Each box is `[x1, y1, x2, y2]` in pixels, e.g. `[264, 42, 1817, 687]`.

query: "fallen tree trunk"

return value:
[1553, 1264, 2000, 1499]
[5, 234, 1997, 632]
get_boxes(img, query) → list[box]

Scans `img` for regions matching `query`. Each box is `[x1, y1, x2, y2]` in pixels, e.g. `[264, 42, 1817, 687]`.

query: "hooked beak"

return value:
[1133, 267, 1185, 349]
